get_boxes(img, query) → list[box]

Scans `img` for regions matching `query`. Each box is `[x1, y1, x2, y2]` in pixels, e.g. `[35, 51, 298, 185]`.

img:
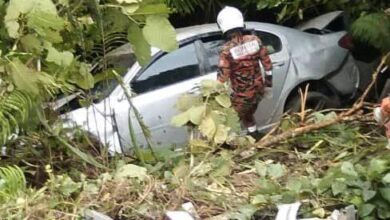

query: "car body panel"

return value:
[63, 15, 362, 154]
[295, 11, 344, 31]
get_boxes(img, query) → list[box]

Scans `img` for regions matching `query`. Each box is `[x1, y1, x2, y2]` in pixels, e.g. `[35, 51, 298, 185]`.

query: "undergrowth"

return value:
[0, 81, 389, 220]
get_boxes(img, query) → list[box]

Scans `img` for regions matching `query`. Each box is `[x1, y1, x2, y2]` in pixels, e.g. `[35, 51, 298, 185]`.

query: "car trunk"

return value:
[295, 11, 348, 34]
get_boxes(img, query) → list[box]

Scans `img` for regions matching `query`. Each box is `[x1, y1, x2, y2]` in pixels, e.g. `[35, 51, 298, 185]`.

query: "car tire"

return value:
[285, 91, 340, 113]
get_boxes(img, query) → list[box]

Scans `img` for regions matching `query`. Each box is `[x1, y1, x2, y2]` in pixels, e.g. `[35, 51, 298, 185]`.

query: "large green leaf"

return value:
[215, 94, 231, 108]
[199, 116, 216, 139]
[171, 111, 189, 127]
[368, 159, 388, 179]
[6, 59, 39, 95]
[382, 173, 390, 184]
[128, 22, 151, 66]
[31, 0, 57, 15]
[20, 34, 42, 53]
[4, 0, 34, 38]
[175, 94, 202, 112]
[73, 63, 94, 89]
[143, 15, 178, 52]
[380, 188, 390, 202]
[362, 189, 376, 202]
[214, 124, 230, 144]
[46, 46, 74, 67]
[134, 3, 171, 15]
[358, 203, 375, 217]
[188, 105, 206, 125]
[27, 10, 65, 43]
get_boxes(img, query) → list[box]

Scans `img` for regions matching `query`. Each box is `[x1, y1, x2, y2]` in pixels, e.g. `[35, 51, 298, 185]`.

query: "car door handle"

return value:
[187, 85, 201, 94]
[272, 61, 285, 67]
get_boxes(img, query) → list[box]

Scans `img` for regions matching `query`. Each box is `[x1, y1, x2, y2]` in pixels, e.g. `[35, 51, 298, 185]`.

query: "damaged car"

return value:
[58, 11, 378, 154]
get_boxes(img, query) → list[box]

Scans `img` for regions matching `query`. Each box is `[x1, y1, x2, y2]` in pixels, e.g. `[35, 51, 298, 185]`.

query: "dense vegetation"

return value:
[0, 0, 389, 219]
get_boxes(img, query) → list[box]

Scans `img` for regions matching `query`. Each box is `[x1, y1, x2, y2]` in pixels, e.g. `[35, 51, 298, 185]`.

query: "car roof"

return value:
[174, 22, 304, 41]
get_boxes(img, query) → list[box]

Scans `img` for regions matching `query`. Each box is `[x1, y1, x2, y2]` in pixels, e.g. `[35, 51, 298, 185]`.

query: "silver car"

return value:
[59, 11, 375, 154]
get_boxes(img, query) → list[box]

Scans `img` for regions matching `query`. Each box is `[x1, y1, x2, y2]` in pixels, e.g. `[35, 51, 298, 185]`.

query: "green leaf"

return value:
[341, 161, 358, 177]
[143, 15, 178, 52]
[74, 63, 94, 89]
[20, 34, 42, 53]
[46, 46, 74, 67]
[128, 22, 151, 66]
[267, 163, 285, 179]
[215, 94, 231, 108]
[230, 205, 257, 220]
[332, 181, 347, 196]
[286, 178, 302, 193]
[188, 105, 206, 125]
[359, 203, 375, 217]
[56, 175, 82, 197]
[214, 124, 230, 144]
[251, 194, 267, 205]
[171, 111, 189, 127]
[175, 94, 202, 112]
[27, 10, 65, 43]
[114, 164, 147, 181]
[382, 173, 390, 184]
[312, 208, 326, 218]
[378, 207, 390, 219]
[134, 3, 171, 15]
[277, 5, 288, 22]
[254, 161, 267, 177]
[199, 116, 216, 139]
[6, 59, 39, 95]
[31, 0, 58, 15]
[368, 159, 388, 178]
[4, 0, 34, 38]
[362, 190, 376, 202]
[379, 188, 390, 202]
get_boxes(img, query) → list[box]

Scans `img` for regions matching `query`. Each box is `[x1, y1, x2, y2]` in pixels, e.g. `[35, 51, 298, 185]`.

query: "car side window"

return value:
[201, 31, 282, 73]
[131, 43, 200, 94]
[201, 38, 225, 73]
[255, 31, 282, 54]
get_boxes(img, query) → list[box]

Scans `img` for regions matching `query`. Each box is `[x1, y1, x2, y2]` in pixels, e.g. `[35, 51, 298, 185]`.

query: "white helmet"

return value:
[217, 6, 244, 34]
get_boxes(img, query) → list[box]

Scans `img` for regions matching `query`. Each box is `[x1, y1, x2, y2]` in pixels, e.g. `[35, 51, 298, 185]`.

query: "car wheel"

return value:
[285, 91, 340, 113]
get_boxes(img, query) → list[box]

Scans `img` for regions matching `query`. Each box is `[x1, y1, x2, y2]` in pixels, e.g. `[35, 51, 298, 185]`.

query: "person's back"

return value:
[216, 6, 273, 138]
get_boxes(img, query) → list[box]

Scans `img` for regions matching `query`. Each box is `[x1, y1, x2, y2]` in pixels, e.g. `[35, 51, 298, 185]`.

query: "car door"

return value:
[199, 29, 290, 128]
[113, 41, 210, 151]
[252, 30, 290, 126]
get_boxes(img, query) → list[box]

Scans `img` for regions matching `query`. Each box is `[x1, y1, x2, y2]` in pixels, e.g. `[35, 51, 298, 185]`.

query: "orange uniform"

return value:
[218, 34, 272, 127]
[380, 97, 390, 138]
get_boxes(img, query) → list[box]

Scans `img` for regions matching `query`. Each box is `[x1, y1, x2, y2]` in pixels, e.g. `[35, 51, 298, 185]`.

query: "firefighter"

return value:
[216, 6, 273, 138]
[374, 96, 390, 149]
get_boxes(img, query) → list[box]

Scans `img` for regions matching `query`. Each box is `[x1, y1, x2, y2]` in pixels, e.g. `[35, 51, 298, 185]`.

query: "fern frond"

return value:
[351, 13, 390, 52]
[0, 90, 33, 145]
[0, 165, 26, 202]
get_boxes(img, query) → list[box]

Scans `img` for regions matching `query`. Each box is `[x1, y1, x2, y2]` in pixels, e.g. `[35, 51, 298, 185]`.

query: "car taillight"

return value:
[338, 33, 354, 50]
